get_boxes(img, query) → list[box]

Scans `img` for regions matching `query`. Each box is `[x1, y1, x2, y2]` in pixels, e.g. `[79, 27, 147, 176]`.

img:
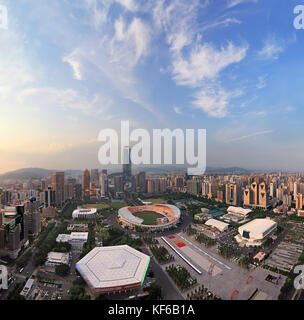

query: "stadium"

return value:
[72, 207, 97, 219]
[118, 204, 181, 231]
[235, 218, 277, 247]
[76, 245, 150, 294]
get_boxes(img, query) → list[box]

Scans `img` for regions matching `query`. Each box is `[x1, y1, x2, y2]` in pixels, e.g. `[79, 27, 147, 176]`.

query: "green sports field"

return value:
[83, 203, 109, 210]
[145, 198, 167, 204]
[136, 212, 160, 225]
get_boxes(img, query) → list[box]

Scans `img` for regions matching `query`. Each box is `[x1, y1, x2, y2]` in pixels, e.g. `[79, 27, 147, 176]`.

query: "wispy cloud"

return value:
[227, 130, 273, 142]
[151, 0, 248, 118]
[241, 96, 257, 108]
[173, 106, 182, 114]
[284, 106, 295, 113]
[256, 74, 267, 89]
[63, 51, 83, 80]
[227, 0, 258, 9]
[172, 42, 248, 88]
[258, 35, 285, 60]
[193, 86, 243, 118]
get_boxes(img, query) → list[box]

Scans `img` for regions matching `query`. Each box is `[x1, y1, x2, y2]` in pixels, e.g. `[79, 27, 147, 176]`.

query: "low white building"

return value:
[205, 219, 229, 232]
[72, 207, 97, 219]
[46, 252, 70, 269]
[56, 234, 70, 243]
[56, 232, 88, 250]
[236, 218, 277, 247]
[227, 206, 252, 216]
[69, 232, 89, 250]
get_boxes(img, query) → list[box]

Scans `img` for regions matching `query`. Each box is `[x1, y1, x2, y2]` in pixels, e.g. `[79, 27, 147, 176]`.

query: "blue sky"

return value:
[0, 0, 304, 173]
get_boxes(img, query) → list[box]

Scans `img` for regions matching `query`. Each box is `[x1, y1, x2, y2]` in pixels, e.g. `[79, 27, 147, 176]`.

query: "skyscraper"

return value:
[243, 181, 269, 209]
[83, 169, 90, 201]
[122, 147, 132, 183]
[135, 172, 146, 193]
[91, 169, 99, 187]
[296, 193, 303, 210]
[51, 172, 65, 208]
[114, 176, 124, 194]
[225, 183, 241, 206]
[99, 171, 108, 197]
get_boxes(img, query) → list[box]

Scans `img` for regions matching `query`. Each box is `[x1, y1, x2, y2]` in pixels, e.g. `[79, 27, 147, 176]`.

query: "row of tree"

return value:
[150, 245, 174, 264]
[166, 264, 197, 291]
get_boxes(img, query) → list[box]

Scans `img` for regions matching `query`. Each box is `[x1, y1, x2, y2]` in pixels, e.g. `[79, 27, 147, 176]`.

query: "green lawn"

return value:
[111, 202, 127, 209]
[136, 212, 159, 225]
[83, 203, 110, 210]
[145, 198, 167, 204]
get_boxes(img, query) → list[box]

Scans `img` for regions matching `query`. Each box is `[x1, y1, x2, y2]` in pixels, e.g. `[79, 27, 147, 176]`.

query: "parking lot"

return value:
[265, 223, 304, 272]
[35, 281, 65, 300]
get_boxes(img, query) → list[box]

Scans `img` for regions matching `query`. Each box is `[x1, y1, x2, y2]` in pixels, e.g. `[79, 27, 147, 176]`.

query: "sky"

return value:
[0, 0, 304, 173]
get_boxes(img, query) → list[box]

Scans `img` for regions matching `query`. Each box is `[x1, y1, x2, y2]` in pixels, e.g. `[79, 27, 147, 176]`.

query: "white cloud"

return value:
[256, 74, 267, 89]
[115, 0, 138, 12]
[258, 35, 284, 60]
[63, 51, 83, 80]
[19, 87, 113, 116]
[111, 16, 150, 67]
[0, 28, 35, 92]
[285, 106, 295, 113]
[151, 0, 248, 118]
[227, 0, 258, 9]
[240, 96, 257, 108]
[199, 18, 242, 33]
[193, 86, 243, 118]
[227, 130, 273, 142]
[172, 42, 248, 88]
[173, 106, 182, 114]
[84, 0, 112, 29]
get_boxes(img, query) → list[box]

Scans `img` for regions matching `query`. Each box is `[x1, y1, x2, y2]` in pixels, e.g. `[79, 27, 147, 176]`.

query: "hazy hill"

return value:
[0, 166, 250, 183]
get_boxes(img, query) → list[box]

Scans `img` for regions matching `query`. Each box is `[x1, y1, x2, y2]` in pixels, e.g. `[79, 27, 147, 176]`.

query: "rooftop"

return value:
[76, 245, 150, 290]
[239, 219, 277, 235]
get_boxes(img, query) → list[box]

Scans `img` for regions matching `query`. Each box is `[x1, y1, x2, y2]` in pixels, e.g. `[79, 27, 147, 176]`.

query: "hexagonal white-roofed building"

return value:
[76, 245, 150, 294]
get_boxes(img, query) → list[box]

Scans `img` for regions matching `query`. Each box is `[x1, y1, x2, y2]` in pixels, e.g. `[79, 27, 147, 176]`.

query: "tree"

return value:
[145, 282, 162, 300]
[55, 264, 70, 277]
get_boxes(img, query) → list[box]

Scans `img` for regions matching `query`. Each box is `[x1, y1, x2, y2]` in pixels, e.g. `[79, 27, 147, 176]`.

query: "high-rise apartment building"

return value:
[135, 172, 146, 193]
[243, 182, 269, 209]
[51, 172, 65, 208]
[122, 147, 132, 183]
[296, 193, 303, 210]
[83, 169, 90, 200]
[99, 172, 108, 197]
[91, 169, 99, 188]
[225, 183, 241, 206]
[114, 176, 124, 194]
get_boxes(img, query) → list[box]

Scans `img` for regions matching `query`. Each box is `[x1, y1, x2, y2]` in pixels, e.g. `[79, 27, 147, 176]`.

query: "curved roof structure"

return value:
[227, 206, 252, 216]
[238, 219, 277, 240]
[72, 207, 97, 219]
[118, 207, 144, 224]
[205, 219, 229, 232]
[76, 245, 150, 294]
[118, 204, 181, 228]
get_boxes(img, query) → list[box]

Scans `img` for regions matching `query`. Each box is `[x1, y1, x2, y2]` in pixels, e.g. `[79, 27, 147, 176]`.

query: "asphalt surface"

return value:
[141, 246, 184, 300]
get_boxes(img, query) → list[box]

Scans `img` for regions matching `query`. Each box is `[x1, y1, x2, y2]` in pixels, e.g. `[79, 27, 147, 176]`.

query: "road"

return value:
[141, 247, 184, 300]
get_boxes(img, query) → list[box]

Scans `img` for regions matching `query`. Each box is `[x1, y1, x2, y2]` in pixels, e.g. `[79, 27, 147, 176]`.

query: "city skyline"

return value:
[1, 0, 304, 173]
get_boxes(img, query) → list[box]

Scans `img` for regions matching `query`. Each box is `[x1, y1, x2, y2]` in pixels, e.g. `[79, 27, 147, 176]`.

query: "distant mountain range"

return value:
[0, 166, 251, 183]
[0, 168, 83, 182]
